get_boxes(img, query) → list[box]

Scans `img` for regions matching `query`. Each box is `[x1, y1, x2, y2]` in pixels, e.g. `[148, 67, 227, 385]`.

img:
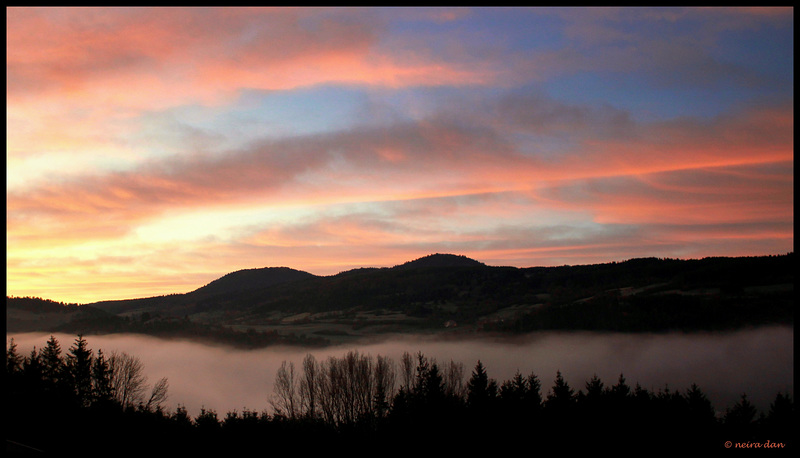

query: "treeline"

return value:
[5, 336, 795, 455]
[6, 295, 81, 311]
[7, 295, 331, 348]
[6, 335, 172, 455]
[265, 351, 794, 452]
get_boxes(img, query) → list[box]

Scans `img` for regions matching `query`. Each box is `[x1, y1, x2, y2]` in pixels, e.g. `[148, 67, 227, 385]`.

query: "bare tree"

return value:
[346, 351, 373, 422]
[400, 351, 415, 392]
[109, 351, 147, 409]
[374, 355, 396, 418]
[271, 360, 298, 419]
[323, 355, 349, 424]
[279, 351, 398, 427]
[108, 351, 168, 411]
[145, 377, 169, 411]
[316, 355, 342, 425]
[444, 359, 466, 399]
[299, 354, 319, 419]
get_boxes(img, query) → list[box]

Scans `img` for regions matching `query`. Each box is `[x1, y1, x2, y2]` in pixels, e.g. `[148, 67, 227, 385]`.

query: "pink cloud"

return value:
[7, 7, 489, 113]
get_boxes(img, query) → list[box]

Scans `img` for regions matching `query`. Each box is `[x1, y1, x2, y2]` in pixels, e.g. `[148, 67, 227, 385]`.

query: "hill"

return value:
[393, 253, 486, 269]
[6, 253, 794, 348]
[190, 267, 315, 298]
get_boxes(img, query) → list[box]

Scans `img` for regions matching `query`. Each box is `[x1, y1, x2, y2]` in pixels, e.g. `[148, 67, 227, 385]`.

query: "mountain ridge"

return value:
[7, 253, 794, 348]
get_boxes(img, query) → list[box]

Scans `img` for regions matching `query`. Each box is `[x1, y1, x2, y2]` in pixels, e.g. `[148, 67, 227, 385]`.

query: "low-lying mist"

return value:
[9, 326, 793, 418]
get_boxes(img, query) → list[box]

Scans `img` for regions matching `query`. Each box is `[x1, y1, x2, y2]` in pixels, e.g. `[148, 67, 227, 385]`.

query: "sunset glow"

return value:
[7, 7, 794, 304]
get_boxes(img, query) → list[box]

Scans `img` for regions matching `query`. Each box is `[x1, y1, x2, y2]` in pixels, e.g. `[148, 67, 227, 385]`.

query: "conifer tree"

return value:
[22, 347, 43, 393]
[467, 360, 495, 411]
[6, 338, 23, 375]
[91, 349, 114, 406]
[67, 335, 94, 407]
[545, 370, 575, 411]
[524, 372, 543, 411]
[609, 373, 631, 400]
[724, 393, 758, 433]
[420, 358, 446, 407]
[766, 392, 793, 426]
[499, 371, 528, 404]
[40, 335, 64, 390]
[498, 370, 533, 430]
[764, 392, 793, 444]
[584, 374, 605, 403]
[684, 383, 716, 425]
[22, 347, 40, 373]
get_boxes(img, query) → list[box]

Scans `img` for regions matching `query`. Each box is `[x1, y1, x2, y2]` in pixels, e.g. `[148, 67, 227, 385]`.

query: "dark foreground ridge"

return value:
[6, 253, 794, 348]
[5, 335, 795, 455]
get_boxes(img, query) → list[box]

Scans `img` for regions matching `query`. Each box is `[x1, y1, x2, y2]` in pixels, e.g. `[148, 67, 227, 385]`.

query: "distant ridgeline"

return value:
[6, 253, 794, 347]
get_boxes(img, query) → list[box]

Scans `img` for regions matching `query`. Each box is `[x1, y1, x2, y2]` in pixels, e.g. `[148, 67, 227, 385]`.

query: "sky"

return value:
[6, 7, 794, 304]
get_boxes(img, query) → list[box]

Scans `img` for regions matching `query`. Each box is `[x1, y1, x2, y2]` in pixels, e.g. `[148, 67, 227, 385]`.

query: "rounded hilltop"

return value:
[191, 266, 315, 297]
[393, 253, 486, 269]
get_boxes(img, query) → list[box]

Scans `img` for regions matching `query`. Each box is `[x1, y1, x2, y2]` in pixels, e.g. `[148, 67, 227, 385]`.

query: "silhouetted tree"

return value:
[271, 360, 298, 420]
[414, 353, 446, 408]
[725, 393, 759, 440]
[299, 354, 319, 419]
[40, 335, 65, 390]
[91, 349, 114, 406]
[583, 373, 606, 404]
[685, 383, 716, 424]
[467, 360, 496, 413]
[524, 372, 543, 412]
[764, 392, 793, 445]
[399, 351, 415, 392]
[496, 370, 538, 436]
[499, 371, 528, 405]
[443, 359, 466, 400]
[578, 373, 607, 430]
[545, 370, 575, 411]
[195, 407, 221, 431]
[373, 355, 396, 420]
[766, 392, 793, 425]
[609, 373, 631, 401]
[172, 404, 194, 429]
[109, 350, 148, 409]
[67, 334, 93, 407]
[145, 377, 170, 412]
[6, 338, 23, 375]
[21, 346, 43, 387]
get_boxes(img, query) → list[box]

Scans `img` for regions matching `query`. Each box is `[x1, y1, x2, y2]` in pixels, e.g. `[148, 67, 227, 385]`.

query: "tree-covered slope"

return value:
[7, 253, 794, 346]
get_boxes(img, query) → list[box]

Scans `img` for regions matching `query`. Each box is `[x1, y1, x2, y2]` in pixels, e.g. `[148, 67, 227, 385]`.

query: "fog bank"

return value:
[9, 326, 793, 418]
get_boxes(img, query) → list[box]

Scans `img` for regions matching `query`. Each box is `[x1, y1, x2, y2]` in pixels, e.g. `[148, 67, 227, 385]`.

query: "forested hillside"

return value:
[6, 253, 794, 348]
